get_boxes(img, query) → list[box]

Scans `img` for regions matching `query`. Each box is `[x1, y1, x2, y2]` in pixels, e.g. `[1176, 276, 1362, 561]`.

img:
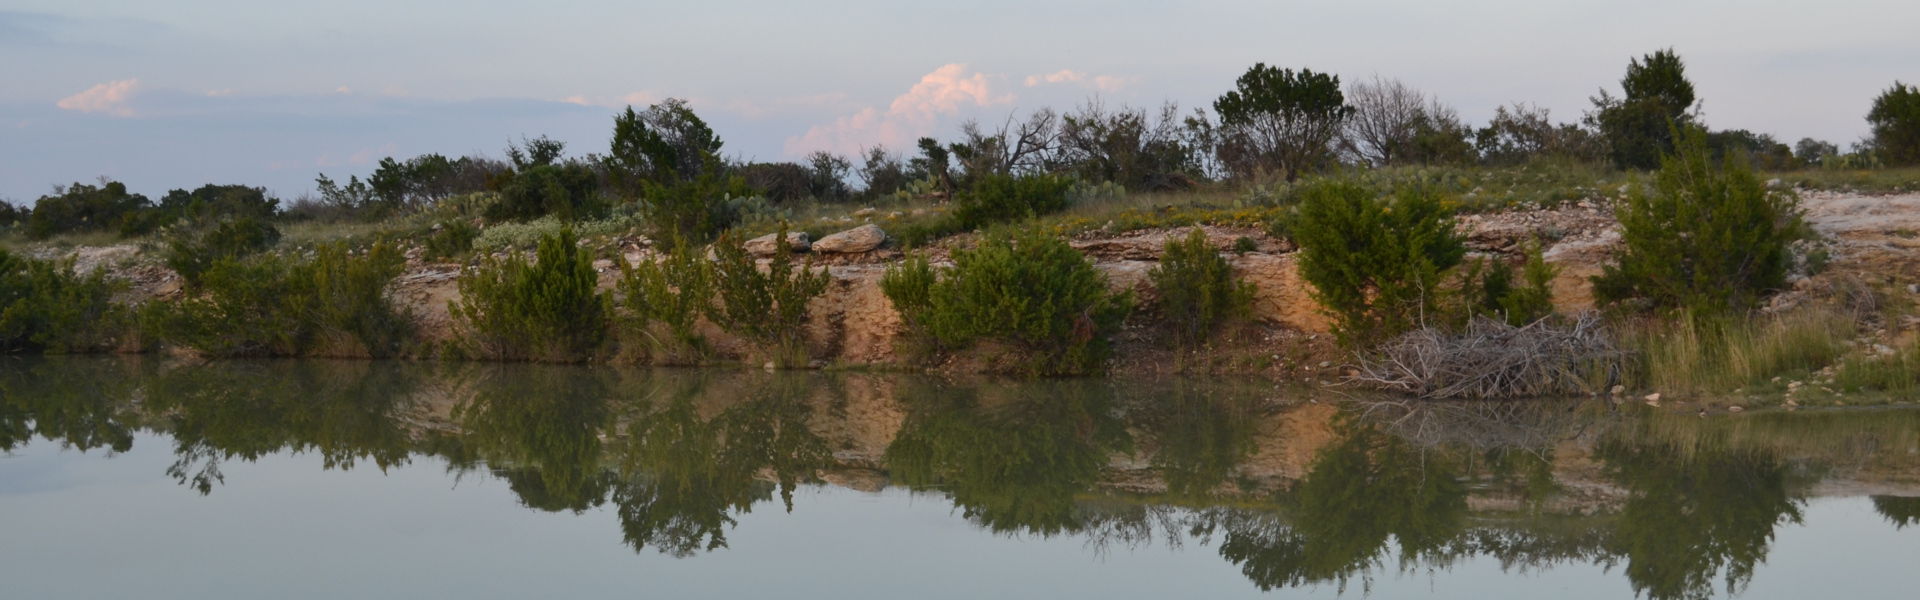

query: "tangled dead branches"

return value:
[1352, 314, 1625, 399]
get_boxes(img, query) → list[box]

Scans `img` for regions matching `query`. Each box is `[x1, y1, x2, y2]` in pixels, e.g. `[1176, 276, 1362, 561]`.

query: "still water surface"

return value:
[1, 357, 1917, 599]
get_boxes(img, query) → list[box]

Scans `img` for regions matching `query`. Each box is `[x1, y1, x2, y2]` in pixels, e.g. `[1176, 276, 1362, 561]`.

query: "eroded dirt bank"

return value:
[54, 190, 1920, 374]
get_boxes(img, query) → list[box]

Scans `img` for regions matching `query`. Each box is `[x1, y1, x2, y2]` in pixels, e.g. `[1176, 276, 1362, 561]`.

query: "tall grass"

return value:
[1623, 306, 1854, 395]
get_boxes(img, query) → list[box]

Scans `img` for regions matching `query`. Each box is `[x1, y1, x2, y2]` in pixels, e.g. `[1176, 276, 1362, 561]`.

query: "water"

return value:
[1, 356, 1917, 599]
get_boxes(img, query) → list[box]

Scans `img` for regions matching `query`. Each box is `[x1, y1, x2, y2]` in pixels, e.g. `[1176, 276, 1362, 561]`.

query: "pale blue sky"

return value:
[3, 0, 1916, 201]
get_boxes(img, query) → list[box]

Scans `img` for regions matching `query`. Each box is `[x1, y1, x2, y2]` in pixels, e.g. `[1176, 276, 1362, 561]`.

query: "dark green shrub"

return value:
[165, 215, 282, 288]
[1150, 228, 1255, 348]
[618, 238, 714, 363]
[144, 242, 410, 357]
[27, 181, 151, 239]
[950, 174, 1074, 230]
[895, 217, 970, 249]
[882, 228, 1134, 375]
[0, 250, 126, 352]
[452, 229, 611, 362]
[1593, 128, 1801, 313]
[1589, 49, 1697, 170]
[1461, 241, 1559, 327]
[424, 220, 479, 261]
[641, 173, 753, 247]
[1869, 82, 1920, 166]
[120, 184, 278, 237]
[1210, 63, 1352, 181]
[1293, 179, 1464, 348]
[484, 162, 604, 223]
[707, 224, 830, 366]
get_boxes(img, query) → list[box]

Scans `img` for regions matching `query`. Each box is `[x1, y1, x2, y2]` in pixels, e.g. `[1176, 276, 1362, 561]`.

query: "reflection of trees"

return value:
[1219, 422, 1466, 591]
[608, 373, 830, 557]
[451, 365, 614, 512]
[146, 360, 420, 494]
[1599, 441, 1803, 600]
[1137, 386, 1258, 498]
[885, 380, 1132, 536]
[1872, 495, 1920, 529]
[0, 357, 143, 453]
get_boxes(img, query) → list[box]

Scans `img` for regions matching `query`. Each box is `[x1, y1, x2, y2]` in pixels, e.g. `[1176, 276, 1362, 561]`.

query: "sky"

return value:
[3, 0, 1917, 203]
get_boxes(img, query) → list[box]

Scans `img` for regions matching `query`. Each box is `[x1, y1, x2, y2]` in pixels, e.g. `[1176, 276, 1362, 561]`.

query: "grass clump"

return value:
[1623, 307, 1852, 396]
[452, 229, 611, 362]
[0, 250, 126, 352]
[883, 228, 1134, 375]
[617, 238, 714, 364]
[707, 224, 831, 367]
[424, 219, 479, 261]
[1149, 228, 1255, 348]
[1292, 178, 1464, 348]
[144, 242, 410, 357]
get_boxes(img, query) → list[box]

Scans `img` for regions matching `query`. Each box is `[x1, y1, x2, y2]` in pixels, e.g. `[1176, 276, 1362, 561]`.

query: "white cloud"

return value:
[1024, 69, 1131, 93]
[785, 64, 1013, 156]
[56, 79, 140, 116]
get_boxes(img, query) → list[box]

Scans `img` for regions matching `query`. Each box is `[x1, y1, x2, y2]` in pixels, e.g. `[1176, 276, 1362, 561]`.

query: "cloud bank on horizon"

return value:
[3, 0, 1919, 200]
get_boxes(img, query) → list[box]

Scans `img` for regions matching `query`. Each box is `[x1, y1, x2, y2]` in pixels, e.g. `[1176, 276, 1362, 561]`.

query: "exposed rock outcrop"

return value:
[814, 224, 887, 254]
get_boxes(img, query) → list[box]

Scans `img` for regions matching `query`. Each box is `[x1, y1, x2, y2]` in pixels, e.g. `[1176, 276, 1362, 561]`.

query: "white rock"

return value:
[743, 231, 811, 256]
[814, 224, 888, 253]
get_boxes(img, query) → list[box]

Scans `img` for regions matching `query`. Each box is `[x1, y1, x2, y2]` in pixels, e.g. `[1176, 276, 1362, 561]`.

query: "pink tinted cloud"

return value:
[785, 64, 1013, 156]
[56, 79, 140, 116]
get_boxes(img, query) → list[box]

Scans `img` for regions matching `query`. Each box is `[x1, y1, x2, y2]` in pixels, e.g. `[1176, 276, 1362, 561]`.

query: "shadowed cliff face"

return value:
[4, 356, 1918, 596]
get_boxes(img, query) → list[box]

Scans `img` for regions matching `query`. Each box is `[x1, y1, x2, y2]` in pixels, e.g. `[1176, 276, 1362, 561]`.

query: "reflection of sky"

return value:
[2, 1, 1918, 200]
[1, 434, 1916, 599]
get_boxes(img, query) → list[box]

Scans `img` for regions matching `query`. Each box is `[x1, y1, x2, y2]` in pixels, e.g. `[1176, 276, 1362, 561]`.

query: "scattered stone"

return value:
[1318, 361, 1331, 368]
[1644, 393, 1662, 407]
[744, 231, 811, 256]
[814, 224, 888, 253]
[1728, 405, 1744, 412]
[1610, 385, 1625, 396]
[853, 207, 876, 217]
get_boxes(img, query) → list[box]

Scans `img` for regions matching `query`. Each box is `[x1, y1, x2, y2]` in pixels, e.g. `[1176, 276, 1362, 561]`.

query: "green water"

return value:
[1, 356, 1916, 599]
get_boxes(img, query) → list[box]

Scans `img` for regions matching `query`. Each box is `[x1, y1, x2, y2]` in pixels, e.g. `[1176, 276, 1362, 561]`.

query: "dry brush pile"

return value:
[1352, 314, 1625, 399]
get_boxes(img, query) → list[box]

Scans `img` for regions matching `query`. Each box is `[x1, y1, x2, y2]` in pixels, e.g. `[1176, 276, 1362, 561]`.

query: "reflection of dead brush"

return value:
[1353, 314, 1624, 399]
[1354, 397, 1603, 453]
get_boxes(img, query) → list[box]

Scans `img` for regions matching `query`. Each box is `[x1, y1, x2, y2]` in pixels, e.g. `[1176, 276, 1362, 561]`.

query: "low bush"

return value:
[1594, 128, 1802, 313]
[165, 215, 282, 287]
[1460, 240, 1558, 327]
[1149, 228, 1255, 348]
[123, 184, 279, 237]
[0, 250, 126, 352]
[1292, 179, 1464, 348]
[144, 242, 410, 357]
[472, 213, 642, 253]
[424, 219, 479, 261]
[618, 239, 713, 363]
[642, 174, 754, 248]
[26, 181, 150, 240]
[707, 224, 830, 366]
[882, 228, 1134, 375]
[452, 228, 611, 362]
[950, 174, 1074, 230]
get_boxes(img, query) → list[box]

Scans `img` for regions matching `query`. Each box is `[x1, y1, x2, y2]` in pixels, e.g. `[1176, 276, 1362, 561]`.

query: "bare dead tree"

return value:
[1059, 100, 1198, 190]
[1344, 76, 1429, 167]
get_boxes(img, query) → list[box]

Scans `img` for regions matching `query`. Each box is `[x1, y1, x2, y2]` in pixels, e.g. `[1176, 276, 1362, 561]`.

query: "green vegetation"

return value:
[706, 225, 831, 367]
[171, 243, 405, 356]
[1149, 228, 1255, 347]
[1594, 128, 1801, 313]
[1292, 179, 1464, 347]
[882, 228, 1133, 375]
[0, 250, 124, 352]
[1869, 82, 1920, 166]
[144, 242, 410, 357]
[1589, 49, 1697, 170]
[1209, 63, 1351, 181]
[165, 214, 283, 287]
[1462, 240, 1559, 326]
[25, 181, 151, 240]
[617, 239, 713, 363]
[452, 229, 611, 362]
[1622, 308, 1851, 396]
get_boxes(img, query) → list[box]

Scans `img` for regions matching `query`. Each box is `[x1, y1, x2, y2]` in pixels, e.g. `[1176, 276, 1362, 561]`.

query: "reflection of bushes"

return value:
[451, 365, 614, 512]
[1599, 441, 1802, 600]
[1142, 389, 1257, 498]
[885, 382, 1131, 536]
[1872, 495, 1920, 529]
[1221, 423, 1465, 591]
